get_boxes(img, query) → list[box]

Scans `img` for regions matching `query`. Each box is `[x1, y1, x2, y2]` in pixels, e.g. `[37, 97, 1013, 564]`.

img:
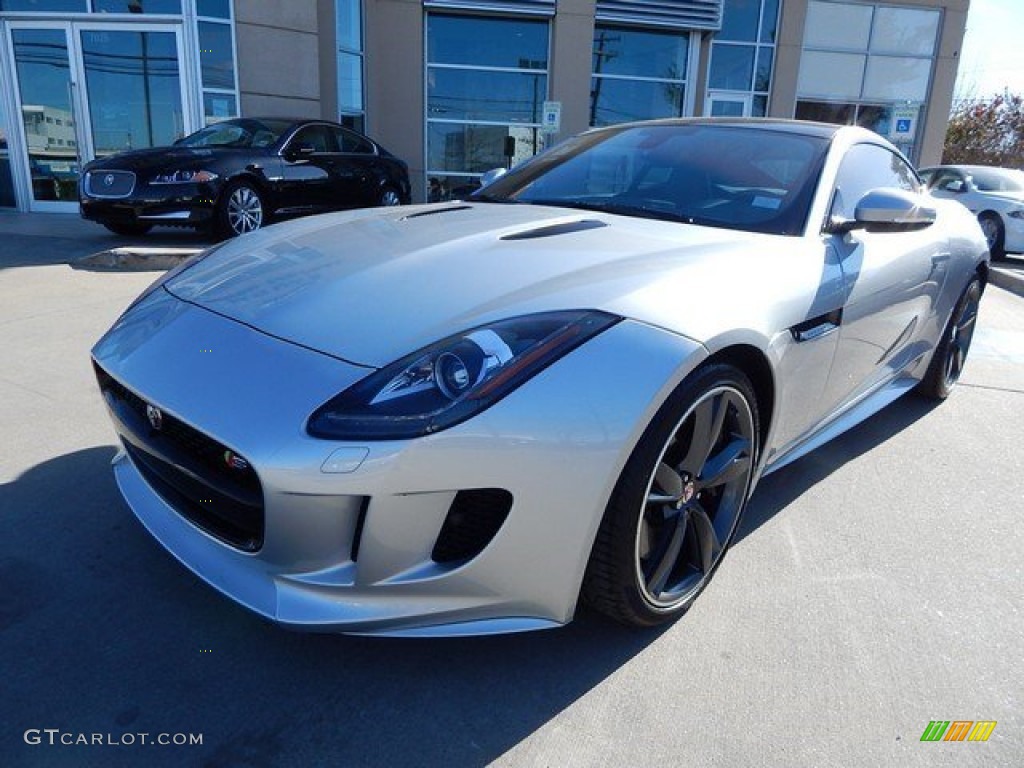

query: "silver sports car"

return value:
[93, 119, 988, 637]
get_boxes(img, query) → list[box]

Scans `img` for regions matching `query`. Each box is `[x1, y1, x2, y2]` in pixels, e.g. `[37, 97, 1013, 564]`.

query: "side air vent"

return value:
[431, 489, 513, 564]
[401, 205, 473, 220]
[500, 219, 608, 241]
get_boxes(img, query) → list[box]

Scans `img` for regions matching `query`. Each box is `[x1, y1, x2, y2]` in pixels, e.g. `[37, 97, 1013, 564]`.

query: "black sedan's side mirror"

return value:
[829, 188, 937, 234]
[285, 142, 316, 161]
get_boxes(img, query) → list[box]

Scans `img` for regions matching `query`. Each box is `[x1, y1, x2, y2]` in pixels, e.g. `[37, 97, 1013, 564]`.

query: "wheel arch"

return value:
[701, 343, 776, 461]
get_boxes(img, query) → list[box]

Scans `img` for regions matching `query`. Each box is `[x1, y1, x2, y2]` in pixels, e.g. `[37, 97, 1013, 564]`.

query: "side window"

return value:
[334, 127, 374, 154]
[288, 125, 337, 154]
[830, 143, 918, 221]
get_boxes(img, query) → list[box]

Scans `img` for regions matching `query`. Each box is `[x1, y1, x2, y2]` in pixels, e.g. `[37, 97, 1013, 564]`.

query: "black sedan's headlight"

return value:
[308, 311, 620, 440]
[151, 169, 218, 184]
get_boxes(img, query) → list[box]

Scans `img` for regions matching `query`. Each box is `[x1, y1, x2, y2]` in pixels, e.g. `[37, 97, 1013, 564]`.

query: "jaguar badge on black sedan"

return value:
[79, 118, 411, 238]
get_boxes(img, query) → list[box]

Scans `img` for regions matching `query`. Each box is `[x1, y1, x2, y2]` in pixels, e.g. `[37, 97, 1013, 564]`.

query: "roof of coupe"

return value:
[92, 119, 988, 636]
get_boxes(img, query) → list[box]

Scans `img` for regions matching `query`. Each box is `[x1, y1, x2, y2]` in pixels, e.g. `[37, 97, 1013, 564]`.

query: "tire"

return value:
[377, 186, 402, 207]
[917, 276, 982, 400]
[978, 212, 1005, 260]
[102, 221, 152, 237]
[583, 363, 759, 627]
[216, 181, 267, 238]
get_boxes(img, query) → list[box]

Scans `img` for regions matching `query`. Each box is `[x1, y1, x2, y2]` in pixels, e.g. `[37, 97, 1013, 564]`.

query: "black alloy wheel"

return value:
[918, 276, 983, 400]
[584, 363, 759, 627]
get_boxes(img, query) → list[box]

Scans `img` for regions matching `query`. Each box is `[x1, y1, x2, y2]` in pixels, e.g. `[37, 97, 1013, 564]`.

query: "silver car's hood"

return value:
[166, 203, 782, 366]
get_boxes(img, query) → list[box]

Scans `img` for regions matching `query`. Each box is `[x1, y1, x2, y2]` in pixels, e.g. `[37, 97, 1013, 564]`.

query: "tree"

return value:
[943, 93, 1024, 167]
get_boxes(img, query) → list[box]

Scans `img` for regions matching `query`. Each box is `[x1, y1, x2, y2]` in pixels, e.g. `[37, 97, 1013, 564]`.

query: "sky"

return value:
[955, 0, 1024, 100]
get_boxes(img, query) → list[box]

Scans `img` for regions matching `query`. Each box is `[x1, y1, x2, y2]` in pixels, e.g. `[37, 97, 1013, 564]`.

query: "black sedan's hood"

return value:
[85, 146, 250, 173]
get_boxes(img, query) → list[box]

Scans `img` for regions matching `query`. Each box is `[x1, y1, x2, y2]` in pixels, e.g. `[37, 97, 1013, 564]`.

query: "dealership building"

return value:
[0, 0, 969, 210]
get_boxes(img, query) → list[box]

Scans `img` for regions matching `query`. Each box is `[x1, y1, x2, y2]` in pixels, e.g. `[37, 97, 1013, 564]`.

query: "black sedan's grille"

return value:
[84, 170, 136, 198]
[94, 363, 264, 551]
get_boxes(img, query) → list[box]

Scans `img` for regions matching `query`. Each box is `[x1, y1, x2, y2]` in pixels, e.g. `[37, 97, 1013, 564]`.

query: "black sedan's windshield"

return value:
[176, 118, 292, 149]
[476, 124, 830, 236]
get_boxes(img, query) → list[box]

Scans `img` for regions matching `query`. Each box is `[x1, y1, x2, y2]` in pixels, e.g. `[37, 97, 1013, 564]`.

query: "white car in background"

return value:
[919, 165, 1024, 259]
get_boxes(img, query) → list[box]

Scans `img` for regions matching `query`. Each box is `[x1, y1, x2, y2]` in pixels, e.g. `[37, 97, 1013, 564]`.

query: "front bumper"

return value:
[80, 179, 219, 228]
[92, 289, 706, 636]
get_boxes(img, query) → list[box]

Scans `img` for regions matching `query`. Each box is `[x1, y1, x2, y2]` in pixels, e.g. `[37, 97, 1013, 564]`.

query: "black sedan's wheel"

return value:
[978, 212, 1005, 260]
[378, 186, 402, 207]
[102, 221, 153, 237]
[583, 364, 759, 627]
[917, 276, 982, 400]
[218, 182, 266, 237]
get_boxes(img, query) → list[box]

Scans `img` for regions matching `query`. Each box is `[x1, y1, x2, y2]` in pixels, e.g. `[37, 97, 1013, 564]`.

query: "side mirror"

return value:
[285, 142, 316, 161]
[479, 167, 507, 188]
[829, 188, 936, 234]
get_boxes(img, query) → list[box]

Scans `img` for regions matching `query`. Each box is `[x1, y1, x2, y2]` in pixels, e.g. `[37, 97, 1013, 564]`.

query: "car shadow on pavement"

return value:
[0, 445, 671, 768]
[737, 394, 940, 543]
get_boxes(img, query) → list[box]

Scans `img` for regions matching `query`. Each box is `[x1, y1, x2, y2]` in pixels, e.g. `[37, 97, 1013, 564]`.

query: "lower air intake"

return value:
[431, 488, 513, 564]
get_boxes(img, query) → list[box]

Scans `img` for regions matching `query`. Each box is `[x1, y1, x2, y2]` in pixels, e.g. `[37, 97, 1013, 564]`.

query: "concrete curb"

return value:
[72, 247, 202, 272]
[990, 263, 1024, 299]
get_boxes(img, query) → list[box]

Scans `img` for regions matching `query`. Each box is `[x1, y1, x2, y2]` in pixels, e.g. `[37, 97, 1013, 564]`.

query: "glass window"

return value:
[198, 21, 235, 90]
[855, 104, 892, 136]
[428, 16, 547, 69]
[336, 0, 362, 51]
[591, 78, 684, 126]
[338, 51, 363, 112]
[92, 0, 181, 12]
[202, 91, 237, 123]
[430, 69, 546, 123]
[0, 0, 86, 9]
[709, 45, 755, 91]
[862, 56, 931, 102]
[197, 0, 230, 18]
[288, 125, 338, 154]
[755, 47, 774, 92]
[805, 1, 873, 49]
[592, 26, 688, 80]
[798, 51, 865, 100]
[831, 143, 918, 220]
[333, 126, 373, 153]
[719, 0, 760, 42]
[870, 8, 939, 56]
[338, 114, 364, 133]
[429, 123, 545, 175]
[797, 100, 855, 125]
[760, 0, 779, 43]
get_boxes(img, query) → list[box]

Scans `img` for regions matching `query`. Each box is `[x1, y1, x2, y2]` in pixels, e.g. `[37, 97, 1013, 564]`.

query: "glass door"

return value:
[705, 93, 752, 118]
[5, 21, 189, 212]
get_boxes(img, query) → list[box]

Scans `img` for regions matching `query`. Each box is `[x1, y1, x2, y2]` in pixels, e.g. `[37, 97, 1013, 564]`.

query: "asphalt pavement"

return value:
[0, 214, 1022, 768]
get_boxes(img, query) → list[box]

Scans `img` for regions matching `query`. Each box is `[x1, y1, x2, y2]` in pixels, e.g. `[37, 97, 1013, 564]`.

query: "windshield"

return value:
[176, 119, 292, 149]
[476, 124, 830, 236]
[969, 168, 1024, 193]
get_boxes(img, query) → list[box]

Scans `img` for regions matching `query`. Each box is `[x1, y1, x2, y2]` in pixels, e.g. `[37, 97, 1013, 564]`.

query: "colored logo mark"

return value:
[920, 720, 997, 742]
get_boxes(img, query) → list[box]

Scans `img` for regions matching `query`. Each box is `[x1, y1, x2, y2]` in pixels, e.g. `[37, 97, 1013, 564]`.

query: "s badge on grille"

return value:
[104, 174, 115, 187]
[146, 404, 163, 431]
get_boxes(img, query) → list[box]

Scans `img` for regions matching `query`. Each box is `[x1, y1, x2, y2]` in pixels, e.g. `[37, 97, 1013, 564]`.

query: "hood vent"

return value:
[500, 219, 608, 241]
[401, 205, 473, 220]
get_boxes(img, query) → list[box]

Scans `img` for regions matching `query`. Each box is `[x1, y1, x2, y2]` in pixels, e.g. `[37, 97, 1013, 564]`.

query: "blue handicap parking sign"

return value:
[896, 118, 912, 133]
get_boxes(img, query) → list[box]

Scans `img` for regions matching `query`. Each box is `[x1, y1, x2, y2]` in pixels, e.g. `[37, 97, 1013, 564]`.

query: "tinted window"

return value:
[333, 127, 373, 154]
[479, 124, 829, 236]
[831, 143, 918, 220]
[427, 16, 547, 69]
[289, 125, 337, 154]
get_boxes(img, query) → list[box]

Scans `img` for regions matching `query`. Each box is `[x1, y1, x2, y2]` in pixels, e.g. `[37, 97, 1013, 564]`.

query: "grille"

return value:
[431, 489, 513, 564]
[95, 363, 264, 551]
[85, 170, 136, 198]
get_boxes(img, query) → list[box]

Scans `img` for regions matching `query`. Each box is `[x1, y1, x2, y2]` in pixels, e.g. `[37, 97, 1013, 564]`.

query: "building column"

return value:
[550, 0, 597, 140]
[364, 0, 425, 201]
[770, 0, 809, 118]
[919, 5, 968, 166]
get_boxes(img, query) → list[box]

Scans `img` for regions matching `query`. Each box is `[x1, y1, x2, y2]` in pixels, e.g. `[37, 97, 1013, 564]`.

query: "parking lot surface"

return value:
[1, 233, 1021, 767]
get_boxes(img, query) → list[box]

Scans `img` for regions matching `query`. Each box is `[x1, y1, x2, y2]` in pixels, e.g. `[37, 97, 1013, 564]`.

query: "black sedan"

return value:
[79, 118, 411, 238]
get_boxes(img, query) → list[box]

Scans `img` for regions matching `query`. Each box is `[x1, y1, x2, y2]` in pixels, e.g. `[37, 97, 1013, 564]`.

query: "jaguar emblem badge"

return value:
[146, 404, 163, 431]
[104, 174, 115, 187]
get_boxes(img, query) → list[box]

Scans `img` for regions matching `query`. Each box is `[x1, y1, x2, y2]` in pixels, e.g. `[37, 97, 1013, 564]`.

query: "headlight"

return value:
[308, 311, 620, 440]
[1008, 209, 1024, 220]
[151, 169, 218, 184]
